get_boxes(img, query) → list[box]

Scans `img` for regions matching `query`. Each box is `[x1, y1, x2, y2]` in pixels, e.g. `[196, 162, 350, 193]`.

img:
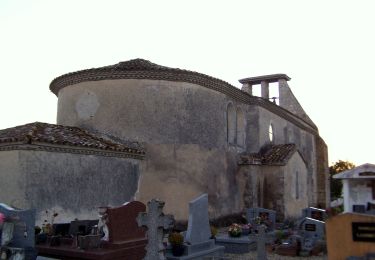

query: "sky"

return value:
[0, 0, 374, 166]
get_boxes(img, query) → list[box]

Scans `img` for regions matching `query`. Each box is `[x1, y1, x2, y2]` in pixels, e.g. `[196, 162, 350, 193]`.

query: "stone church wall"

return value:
[55, 77, 324, 220]
[1, 149, 140, 224]
[0, 150, 24, 208]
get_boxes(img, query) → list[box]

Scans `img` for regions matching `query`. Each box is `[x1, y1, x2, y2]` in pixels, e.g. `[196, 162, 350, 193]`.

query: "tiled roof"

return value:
[49, 59, 318, 134]
[49, 58, 233, 96]
[239, 144, 297, 166]
[0, 122, 144, 159]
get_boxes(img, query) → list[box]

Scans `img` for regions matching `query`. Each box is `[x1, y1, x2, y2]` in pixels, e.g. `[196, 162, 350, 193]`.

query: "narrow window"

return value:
[236, 108, 245, 146]
[227, 103, 236, 144]
[269, 123, 274, 143]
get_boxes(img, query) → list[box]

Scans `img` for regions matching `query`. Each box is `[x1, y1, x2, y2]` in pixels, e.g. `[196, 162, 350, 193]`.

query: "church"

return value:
[0, 59, 329, 223]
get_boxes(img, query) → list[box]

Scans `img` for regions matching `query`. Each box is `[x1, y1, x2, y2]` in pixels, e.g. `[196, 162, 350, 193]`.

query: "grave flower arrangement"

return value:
[228, 223, 242, 237]
[0, 212, 5, 229]
[42, 210, 58, 235]
[241, 223, 252, 235]
[168, 232, 185, 256]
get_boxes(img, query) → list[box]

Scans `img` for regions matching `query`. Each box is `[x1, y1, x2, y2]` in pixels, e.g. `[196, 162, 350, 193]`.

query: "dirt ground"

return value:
[224, 251, 327, 260]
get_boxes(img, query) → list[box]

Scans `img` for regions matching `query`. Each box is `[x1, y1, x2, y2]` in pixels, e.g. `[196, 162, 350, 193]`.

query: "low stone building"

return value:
[0, 59, 329, 222]
[334, 163, 375, 214]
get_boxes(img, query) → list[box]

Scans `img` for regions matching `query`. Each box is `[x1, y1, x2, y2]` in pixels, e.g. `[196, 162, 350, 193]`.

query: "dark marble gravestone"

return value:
[0, 203, 37, 260]
[302, 207, 327, 221]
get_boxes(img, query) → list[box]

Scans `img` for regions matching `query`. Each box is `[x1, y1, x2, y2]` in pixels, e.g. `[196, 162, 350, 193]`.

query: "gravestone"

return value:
[104, 201, 146, 249]
[298, 217, 325, 253]
[302, 207, 327, 221]
[166, 194, 225, 260]
[137, 199, 175, 260]
[256, 225, 268, 260]
[246, 208, 276, 232]
[0, 203, 37, 259]
[185, 194, 211, 244]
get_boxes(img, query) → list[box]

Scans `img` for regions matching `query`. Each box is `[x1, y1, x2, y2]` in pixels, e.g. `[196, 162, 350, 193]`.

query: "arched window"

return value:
[227, 103, 236, 144]
[269, 123, 274, 143]
[236, 108, 245, 146]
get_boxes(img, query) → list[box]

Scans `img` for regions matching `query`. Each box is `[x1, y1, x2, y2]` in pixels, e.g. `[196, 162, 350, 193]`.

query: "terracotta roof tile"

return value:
[0, 122, 145, 156]
[239, 144, 296, 166]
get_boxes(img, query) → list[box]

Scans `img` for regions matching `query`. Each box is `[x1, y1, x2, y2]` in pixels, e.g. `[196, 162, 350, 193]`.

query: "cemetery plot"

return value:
[36, 201, 147, 260]
[0, 203, 37, 259]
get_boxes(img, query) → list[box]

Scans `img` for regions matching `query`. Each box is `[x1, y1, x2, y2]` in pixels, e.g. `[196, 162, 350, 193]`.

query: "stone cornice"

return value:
[239, 74, 291, 85]
[0, 143, 145, 160]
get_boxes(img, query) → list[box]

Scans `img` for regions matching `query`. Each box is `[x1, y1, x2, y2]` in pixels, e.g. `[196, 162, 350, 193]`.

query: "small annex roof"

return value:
[239, 74, 291, 85]
[0, 122, 145, 159]
[333, 163, 375, 179]
[239, 143, 300, 166]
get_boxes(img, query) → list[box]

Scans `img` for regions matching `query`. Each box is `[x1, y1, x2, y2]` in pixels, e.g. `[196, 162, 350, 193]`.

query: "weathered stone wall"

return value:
[0, 150, 25, 208]
[257, 106, 317, 205]
[12, 150, 140, 224]
[55, 78, 325, 220]
[137, 144, 241, 220]
[261, 166, 285, 220]
[315, 136, 330, 208]
[283, 153, 309, 218]
[57, 79, 228, 148]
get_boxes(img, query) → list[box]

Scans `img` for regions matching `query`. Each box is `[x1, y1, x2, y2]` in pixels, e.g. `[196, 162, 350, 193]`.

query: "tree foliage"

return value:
[329, 160, 355, 199]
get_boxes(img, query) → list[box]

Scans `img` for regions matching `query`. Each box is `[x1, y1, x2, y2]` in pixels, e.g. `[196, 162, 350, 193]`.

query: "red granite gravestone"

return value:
[103, 201, 147, 249]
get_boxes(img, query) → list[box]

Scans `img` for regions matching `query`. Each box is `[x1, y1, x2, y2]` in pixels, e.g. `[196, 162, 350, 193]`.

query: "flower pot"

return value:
[242, 228, 250, 236]
[228, 231, 241, 237]
[172, 245, 185, 256]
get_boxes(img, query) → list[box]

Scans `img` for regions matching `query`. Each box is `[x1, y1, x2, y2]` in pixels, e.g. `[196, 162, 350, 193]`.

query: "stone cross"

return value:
[137, 199, 175, 260]
[256, 225, 267, 260]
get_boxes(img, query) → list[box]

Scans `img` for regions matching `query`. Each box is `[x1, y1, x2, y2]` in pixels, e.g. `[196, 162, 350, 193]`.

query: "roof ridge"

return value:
[0, 122, 145, 157]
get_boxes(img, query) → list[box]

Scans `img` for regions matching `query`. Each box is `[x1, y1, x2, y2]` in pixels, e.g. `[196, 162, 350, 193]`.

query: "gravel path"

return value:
[224, 251, 327, 259]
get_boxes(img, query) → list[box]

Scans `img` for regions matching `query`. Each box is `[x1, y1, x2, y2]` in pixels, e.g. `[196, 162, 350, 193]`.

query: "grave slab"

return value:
[37, 201, 147, 260]
[215, 234, 256, 254]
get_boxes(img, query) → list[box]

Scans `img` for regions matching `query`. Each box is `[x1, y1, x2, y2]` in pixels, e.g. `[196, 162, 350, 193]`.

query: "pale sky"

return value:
[1, 0, 374, 166]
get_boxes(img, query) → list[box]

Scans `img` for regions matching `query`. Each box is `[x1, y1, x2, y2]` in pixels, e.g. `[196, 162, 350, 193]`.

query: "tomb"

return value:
[0, 203, 37, 260]
[246, 208, 276, 232]
[36, 201, 147, 259]
[215, 235, 256, 254]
